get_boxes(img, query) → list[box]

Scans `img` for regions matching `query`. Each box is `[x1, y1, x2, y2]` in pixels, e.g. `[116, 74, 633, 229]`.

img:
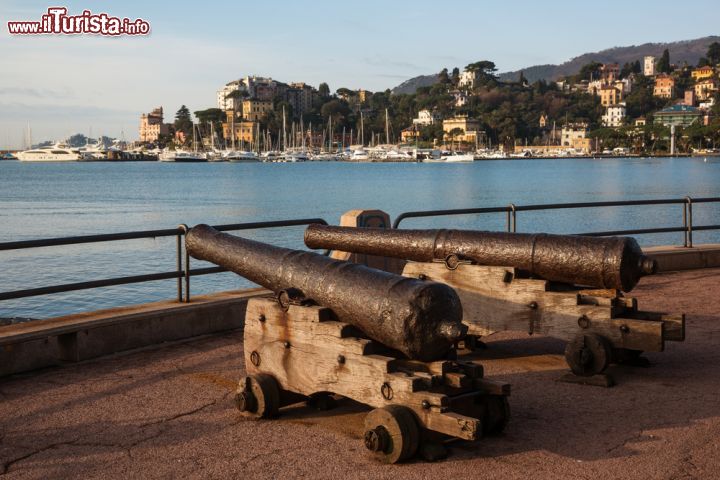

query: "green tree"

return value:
[707, 42, 720, 65]
[465, 60, 497, 76]
[336, 87, 355, 98]
[320, 99, 351, 123]
[451, 67, 460, 86]
[576, 61, 603, 81]
[225, 90, 248, 101]
[194, 108, 225, 124]
[438, 68, 450, 84]
[318, 82, 330, 98]
[68, 133, 88, 147]
[620, 61, 640, 78]
[657, 49, 671, 73]
[174, 105, 193, 142]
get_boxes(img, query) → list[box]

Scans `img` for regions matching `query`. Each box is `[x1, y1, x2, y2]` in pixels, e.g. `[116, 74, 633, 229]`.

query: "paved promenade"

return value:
[1, 269, 719, 479]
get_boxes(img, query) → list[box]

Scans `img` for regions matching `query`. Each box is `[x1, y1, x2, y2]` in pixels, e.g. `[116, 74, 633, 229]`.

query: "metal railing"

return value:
[393, 196, 720, 248]
[2, 196, 720, 308]
[0, 218, 328, 304]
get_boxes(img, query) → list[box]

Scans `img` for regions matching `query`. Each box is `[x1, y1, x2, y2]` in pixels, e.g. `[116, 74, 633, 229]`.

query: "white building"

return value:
[458, 69, 479, 89]
[216, 76, 276, 110]
[644, 56, 656, 77]
[451, 90, 468, 107]
[216, 80, 246, 110]
[602, 103, 626, 127]
[412, 109, 441, 126]
[561, 123, 589, 147]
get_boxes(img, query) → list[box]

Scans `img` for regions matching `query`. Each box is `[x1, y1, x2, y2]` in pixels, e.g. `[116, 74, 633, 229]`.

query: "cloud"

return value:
[375, 74, 412, 79]
[0, 87, 74, 99]
[362, 56, 423, 71]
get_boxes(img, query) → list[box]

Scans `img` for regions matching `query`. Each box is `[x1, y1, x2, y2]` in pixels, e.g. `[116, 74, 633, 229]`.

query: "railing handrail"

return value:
[3, 196, 720, 309]
[392, 197, 720, 229]
[0, 217, 328, 303]
[0, 218, 328, 252]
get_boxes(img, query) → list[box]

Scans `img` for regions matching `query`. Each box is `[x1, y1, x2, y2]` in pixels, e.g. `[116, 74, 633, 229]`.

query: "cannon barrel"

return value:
[186, 224, 464, 361]
[304, 225, 657, 292]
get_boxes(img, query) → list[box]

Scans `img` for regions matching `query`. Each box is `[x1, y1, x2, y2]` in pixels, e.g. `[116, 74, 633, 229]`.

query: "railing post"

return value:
[682, 201, 688, 247]
[178, 224, 190, 302]
[507, 204, 517, 233]
[685, 197, 693, 248]
[176, 229, 183, 302]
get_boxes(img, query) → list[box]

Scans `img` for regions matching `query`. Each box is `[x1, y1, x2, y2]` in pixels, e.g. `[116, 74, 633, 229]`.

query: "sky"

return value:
[0, 0, 718, 148]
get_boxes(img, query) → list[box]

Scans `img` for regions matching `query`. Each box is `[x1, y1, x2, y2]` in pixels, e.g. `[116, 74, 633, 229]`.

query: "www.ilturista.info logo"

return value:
[7, 7, 150, 36]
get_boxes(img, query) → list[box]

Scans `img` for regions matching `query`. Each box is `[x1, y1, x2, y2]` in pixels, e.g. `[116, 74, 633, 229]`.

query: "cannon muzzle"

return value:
[304, 225, 657, 292]
[186, 224, 465, 361]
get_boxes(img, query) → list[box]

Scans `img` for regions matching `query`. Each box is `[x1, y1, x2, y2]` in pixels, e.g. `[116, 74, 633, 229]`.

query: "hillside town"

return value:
[10, 43, 718, 163]
[131, 42, 720, 161]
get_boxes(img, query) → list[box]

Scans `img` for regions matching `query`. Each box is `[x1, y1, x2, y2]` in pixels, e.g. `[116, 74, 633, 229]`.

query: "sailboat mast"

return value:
[385, 108, 389, 145]
[360, 111, 364, 147]
[282, 106, 287, 151]
[300, 116, 305, 150]
[231, 111, 236, 150]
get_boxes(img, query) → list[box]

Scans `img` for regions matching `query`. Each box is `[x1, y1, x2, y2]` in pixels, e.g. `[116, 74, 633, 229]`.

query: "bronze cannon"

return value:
[185, 224, 465, 361]
[304, 225, 657, 292]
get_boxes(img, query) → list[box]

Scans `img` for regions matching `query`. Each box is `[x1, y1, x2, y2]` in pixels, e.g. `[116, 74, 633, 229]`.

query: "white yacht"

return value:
[384, 149, 413, 161]
[16, 143, 81, 162]
[348, 149, 370, 162]
[283, 150, 309, 162]
[225, 150, 260, 163]
[261, 151, 282, 162]
[441, 152, 475, 162]
[311, 152, 338, 161]
[159, 149, 207, 162]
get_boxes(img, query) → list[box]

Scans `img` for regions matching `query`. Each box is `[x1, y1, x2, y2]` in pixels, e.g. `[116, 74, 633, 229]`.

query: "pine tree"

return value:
[657, 49, 671, 74]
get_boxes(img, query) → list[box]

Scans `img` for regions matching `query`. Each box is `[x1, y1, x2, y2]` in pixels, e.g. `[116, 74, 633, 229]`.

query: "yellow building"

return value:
[241, 99, 273, 122]
[600, 86, 622, 107]
[358, 89, 373, 104]
[400, 127, 420, 143]
[691, 66, 715, 82]
[222, 110, 257, 144]
[653, 74, 675, 98]
[695, 78, 718, 101]
[442, 115, 481, 143]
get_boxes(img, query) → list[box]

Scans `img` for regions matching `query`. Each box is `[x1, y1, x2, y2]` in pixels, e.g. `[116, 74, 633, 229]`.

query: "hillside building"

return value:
[242, 99, 273, 122]
[600, 86, 622, 106]
[602, 103, 626, 127]
[600, 63, 620, 82]
[443, 115, 481, 143]
[694, 78, 718, 101]
[691, 66, 715, 82]
[413, 109, 441, 126]
[458, 69, 480, 89]
[139, 107, 171, 143]
[653, 74, 675, 98]
[561, 123, 591, 152]
[643, 56, 656, 76]
[285, 82, 317, 116]
[653, 105, 701, 127]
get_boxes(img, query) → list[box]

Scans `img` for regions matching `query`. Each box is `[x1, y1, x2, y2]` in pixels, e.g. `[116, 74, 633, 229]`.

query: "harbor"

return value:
[3, 2, 720, 478]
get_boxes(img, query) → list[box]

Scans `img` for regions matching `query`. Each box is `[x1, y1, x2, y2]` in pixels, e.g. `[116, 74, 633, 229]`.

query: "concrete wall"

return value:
[0, 289, 266, 377]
